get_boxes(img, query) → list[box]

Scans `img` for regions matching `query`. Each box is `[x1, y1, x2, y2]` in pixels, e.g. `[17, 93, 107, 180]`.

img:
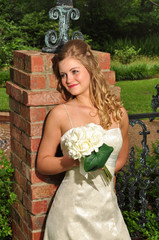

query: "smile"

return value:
[68, 84, 78, 88]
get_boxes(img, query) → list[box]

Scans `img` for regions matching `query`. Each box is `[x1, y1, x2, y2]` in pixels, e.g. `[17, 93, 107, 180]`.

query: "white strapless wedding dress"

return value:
[44, 125, 131, 240]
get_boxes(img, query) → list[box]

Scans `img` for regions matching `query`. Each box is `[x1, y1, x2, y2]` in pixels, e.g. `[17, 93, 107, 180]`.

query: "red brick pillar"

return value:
[6, 50, 116, 240]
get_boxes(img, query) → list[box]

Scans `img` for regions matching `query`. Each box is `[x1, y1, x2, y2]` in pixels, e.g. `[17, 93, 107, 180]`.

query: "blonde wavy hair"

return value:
[52, 39, 123, 129]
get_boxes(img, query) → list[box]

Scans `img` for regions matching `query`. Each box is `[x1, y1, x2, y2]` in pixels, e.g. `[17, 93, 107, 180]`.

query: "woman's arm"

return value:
[37, 106, 79, 175]
[115, 107, 129, 173]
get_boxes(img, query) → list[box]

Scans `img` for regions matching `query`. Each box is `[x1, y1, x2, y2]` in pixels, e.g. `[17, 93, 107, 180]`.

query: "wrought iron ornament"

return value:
[42, 0, 84, 53]
[150, 84, 159, 121]
[116, 119, 159, 238]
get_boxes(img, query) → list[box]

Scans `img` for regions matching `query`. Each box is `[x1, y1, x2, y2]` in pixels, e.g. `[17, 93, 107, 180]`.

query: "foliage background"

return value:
[0, 0, 159, 68]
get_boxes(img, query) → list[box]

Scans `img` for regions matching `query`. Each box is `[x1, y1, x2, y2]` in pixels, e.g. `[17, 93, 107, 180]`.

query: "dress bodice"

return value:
[61, 124, 123, 168]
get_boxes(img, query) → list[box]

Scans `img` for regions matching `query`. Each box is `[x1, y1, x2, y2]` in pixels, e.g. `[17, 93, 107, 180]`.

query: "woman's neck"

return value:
[74, 95, 94, 108]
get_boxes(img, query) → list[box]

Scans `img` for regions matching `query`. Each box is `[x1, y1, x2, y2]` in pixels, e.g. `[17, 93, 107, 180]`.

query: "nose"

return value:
[66, 73, 73, 83]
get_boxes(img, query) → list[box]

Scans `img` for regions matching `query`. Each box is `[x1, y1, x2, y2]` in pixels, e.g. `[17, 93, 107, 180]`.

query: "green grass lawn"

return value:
[0, 88, 10, 111]
[116, 78, 159, 114]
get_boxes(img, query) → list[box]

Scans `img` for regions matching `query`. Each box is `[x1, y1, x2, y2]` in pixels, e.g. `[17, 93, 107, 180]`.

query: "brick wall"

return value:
[6, 50, 116, 240]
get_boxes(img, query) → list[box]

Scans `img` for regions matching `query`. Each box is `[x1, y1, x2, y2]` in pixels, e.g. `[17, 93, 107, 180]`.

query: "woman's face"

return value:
[58, 57, 91, 97]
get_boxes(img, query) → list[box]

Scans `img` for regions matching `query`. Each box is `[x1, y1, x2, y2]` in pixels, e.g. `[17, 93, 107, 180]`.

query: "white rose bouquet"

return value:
[62, 123, 114, 183]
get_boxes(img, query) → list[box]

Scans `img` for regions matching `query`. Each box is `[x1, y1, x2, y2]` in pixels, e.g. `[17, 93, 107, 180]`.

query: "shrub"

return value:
[111, 63, 149, 81]
[111, 59, 159, 81]
[0, 70, 10, 87]
[0, 150, 17, 239]
[114, 45, 141, 64]
[102, 35, 159, 56]
[0, 17, 27, 69]
[123, 210, 159, 240]
[20, 10, 58, 48]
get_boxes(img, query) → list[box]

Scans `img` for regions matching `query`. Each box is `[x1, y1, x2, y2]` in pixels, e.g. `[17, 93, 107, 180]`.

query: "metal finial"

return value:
[42, 0, 84, 53]
[56, 0, 73, 6]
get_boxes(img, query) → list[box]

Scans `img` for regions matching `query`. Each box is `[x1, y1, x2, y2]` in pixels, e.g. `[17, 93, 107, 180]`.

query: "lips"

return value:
[68, 84, 78, 88]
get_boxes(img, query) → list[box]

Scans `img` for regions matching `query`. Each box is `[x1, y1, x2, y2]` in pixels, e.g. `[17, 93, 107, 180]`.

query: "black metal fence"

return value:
[116, 113, 159, 239]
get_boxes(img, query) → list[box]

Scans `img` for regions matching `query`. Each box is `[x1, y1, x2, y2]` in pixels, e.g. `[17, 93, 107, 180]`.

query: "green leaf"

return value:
[84, 143, 114, 172]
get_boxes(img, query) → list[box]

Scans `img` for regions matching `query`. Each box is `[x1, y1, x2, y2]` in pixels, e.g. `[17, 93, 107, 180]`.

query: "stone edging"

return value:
[0, 112, 10, 122]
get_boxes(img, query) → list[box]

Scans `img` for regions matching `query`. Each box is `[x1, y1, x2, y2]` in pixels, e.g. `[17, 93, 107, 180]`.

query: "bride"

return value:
[37, 39, 131, 240]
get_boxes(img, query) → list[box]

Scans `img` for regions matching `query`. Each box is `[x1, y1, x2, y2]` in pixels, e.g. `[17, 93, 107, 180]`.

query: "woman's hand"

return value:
[60, 155, 79, 170]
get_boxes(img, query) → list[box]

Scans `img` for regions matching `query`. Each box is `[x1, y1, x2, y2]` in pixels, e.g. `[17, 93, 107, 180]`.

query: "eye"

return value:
[60, 73, 66, 79]
[72, 70, 79, 74]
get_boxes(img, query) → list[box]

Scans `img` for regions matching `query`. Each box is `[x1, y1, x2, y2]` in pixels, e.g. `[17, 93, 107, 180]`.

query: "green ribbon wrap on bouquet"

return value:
[84, 143, 114, 183]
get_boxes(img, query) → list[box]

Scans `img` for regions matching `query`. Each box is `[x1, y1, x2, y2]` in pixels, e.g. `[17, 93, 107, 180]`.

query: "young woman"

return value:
[37, 39, 131, 239]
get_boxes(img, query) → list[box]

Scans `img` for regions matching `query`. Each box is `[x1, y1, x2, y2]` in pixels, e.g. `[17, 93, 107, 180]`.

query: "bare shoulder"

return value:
[45, 104, 67, 130]
[48, 104, 65, 122]
[49, 104, 66, 119]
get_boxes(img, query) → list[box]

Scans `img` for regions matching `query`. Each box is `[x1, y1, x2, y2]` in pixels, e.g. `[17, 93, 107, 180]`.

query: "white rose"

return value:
[68, 139, 93, 160]
[64, 123, 104, 160]
[65, 127, 91, 160]
[86, 124, 104, 151]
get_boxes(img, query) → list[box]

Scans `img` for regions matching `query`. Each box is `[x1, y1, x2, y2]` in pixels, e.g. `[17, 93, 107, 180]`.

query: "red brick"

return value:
[10, 111, 27, 132]
[6, 81, 23, 103]
[12, 207, 21, 228]
[30, 107, 47, 122]
[102, 70, 116, 85]
[49, 73, 58, 88]
[12, 220, 27, 240]
[11, 67, 24, 86]
[93, 50, 110, 70]
[21, 162, 46, 183]
[31, 138, 41, 152]
[22, 133, 41, 152]
[11, 152, 22, 172]
[30, 75, 46, 89]
[26, 122, 43, 137]
[23, 90, 65, 106]
[22, 162, 47, 184]
[11, 67, 47, 90]
[11, 138, 26, 161]
[10, 66, 14, 81]
[32, 200, 48, 215]
[23, 194, 48, 215]
[10, 124, 22, 142]
[12, 182, 23, 202]
[28, 215, 46, 231]
[21, 220, 30, 238]
[21, 105, 46, 122]
[14, 168, 27, 192]
[20, 105, 30, 121]
[47, 105, 56, 113]
[28, 183, 58, 200]
[32, 230, 44, 240]
[13, 200, 28, 222]
[12, 208, 32, 240]
[44, 53, 55, 72]
[26, 151, 37, 168]
[14, 50, 45, 73]
[30, 169, 47, 184]
[13, 50, 26, 70]
[25, 52, 45, 73]
[22, 161, 31, 180]
[21, 132, 30, 150]
[9, 97, 21, 114]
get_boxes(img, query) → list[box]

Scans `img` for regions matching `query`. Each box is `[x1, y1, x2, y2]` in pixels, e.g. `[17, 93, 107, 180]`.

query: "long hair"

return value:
[52, 39, 123, 129]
